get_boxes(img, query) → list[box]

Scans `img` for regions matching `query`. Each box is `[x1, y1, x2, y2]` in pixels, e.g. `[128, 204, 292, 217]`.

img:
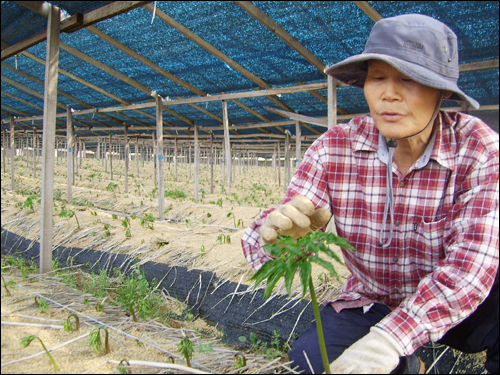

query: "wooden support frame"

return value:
[194, 124, 199, 202]
[40, 4, 60, 274]
[156, 95, 165, 220]
[10, 116, 15, 190]
[222, 100, 231, 195]
[328, 75, 337, 130]
[66, 108, 74, 201]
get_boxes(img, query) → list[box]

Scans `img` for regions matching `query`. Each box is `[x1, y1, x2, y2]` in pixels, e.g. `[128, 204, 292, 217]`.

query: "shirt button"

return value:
[393, 257, 399, 263]
[393, 288, 399, 294]
[395, 220, 400, 226]
[400, 180, 405, 187]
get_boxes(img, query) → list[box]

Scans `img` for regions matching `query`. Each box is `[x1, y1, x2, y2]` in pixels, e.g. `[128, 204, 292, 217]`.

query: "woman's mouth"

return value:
[379, 112, 405, 122]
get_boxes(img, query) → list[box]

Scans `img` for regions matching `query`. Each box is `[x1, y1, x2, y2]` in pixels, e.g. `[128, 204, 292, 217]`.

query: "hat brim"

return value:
[325, 53, 480, 110]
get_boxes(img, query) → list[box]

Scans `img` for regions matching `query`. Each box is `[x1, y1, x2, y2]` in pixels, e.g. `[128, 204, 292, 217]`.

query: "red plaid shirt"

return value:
[241, 111, 499, 355]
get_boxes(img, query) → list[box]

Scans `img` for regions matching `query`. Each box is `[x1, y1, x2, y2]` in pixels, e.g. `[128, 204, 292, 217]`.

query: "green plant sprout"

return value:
[88, 326, 110, 356]
[59, 207, 80, 230]
[234, 353, 247, 371]
[37, 297, 49, 313]
[250, 231, 356, 374]
[1, 274, 12, 296]
[64, 314, 80, 332]
[117, 359, 131, 374]
[20, 335, 59, 372]
[178, 335, 194, 368]
[106, 182, 119, 199]
[141, 213, 156, 230]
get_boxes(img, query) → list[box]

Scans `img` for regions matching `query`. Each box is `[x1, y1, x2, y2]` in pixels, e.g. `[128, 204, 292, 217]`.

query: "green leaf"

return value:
[309, 255, 339, 281]
[250, 260, 276, 286]
[327, 235, 356, 251]
[262, 242, 284, 257]
[299, 261, 311, 298]
[263, 265, 286, 300]
[284, 261, 298, 296]
[285, 244, 303, 257]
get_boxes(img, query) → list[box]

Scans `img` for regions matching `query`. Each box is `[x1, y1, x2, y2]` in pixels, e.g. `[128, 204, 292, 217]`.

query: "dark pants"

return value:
[289, 272, 499, 374]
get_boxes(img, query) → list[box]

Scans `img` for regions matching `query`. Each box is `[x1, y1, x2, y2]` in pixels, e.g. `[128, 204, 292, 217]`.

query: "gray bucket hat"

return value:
[325, 14, 480, 109]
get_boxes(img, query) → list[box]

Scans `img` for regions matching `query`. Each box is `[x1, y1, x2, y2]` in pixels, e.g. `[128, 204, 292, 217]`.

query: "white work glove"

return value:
[328, 327, 405, 374]
[260, 195, 332, 244]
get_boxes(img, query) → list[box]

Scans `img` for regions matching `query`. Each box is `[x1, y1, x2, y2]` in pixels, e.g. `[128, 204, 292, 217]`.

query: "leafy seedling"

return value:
[178, 335, 194, 368]
[117, 359, 132, 374]
[64, 314, 80, 332]
[88, 326, 110, 356]
[1, 274, 12, 296]
[250, 231, 356, 374]
[106, 182, 119, 199]
[234, 353, 247, 371]
[59, 207, 80, 230]
[20, 335, 59, 372]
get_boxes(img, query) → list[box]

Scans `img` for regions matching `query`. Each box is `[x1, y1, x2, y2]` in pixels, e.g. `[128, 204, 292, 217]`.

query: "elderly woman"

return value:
[242, 14, 498, 374]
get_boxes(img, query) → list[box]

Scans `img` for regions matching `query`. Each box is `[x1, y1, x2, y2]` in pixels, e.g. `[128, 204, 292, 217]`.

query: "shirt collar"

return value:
[352, 113, 456, 171]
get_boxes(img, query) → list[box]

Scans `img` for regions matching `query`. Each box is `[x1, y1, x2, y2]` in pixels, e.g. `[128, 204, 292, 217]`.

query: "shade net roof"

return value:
[1, 1, 499, 141]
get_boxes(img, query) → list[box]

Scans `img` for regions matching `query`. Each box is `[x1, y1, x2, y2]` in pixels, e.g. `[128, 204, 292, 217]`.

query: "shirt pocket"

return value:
[405, 217, 447, 273]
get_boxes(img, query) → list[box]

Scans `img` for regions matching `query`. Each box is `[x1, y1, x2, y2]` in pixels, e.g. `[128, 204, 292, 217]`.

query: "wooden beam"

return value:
[235, 1, 326, 74]
[40, 4, 60, 274]
[354, 1, 383, 22]
[264, 106, 328, 127]
[460, 59, 499, 72]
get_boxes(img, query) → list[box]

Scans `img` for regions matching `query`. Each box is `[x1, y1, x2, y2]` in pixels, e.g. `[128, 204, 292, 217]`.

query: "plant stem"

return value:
[36, 337, 60, 372]
[309, 277, 330, 374]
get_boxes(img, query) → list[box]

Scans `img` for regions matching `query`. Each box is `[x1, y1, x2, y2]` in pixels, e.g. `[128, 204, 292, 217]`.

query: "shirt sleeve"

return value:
[241, 135, 333, 272]
[377, 131, 500, 355]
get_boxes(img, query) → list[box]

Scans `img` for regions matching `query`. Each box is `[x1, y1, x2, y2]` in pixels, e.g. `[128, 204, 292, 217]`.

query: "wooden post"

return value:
[189, 145, 192, 179]
[174, 137, 178, 181]
[40, 4, 60, 274]
[32, 130, 36, 177]
[285, 131, 291, 192]
[222, 100, 231, 195]
[104, 137, 108, 172]
[109, 134, 113, 180]
[151, 131, 156, 186]
[79, 138, 82, 167]
[74, 136, 78, 175]
[135, 137, 139, 178]
[328, 75, 337, 130]
[277, 142, 281, 187]
[209, 132, 214, 194]
[10, 116, 15, 190]
[273, 143, 277, 183]
[2, 130, 6, 173]
[156, 95, 165, 220]
[66, 108, 74, 201]
[194, 124, 199, 202]
[124, 124, 129, 194]
[295, 120, 301, 169]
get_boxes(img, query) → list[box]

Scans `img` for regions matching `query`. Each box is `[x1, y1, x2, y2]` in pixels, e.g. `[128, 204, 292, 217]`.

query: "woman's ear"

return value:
[443, 91, 453, 99]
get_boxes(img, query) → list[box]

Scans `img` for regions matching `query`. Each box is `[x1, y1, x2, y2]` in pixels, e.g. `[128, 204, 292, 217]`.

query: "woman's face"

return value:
[363, 60, 445, 142]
